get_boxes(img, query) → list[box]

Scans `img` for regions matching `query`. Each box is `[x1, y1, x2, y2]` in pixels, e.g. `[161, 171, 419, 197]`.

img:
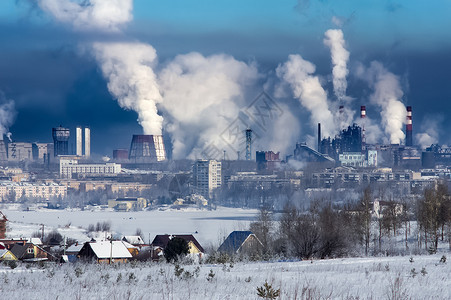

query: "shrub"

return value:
[257, 281, 280, 299]
[8, 260, 17, 269]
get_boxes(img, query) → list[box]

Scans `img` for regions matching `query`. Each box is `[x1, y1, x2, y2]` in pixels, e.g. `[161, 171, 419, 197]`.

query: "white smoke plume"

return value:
[158, 52, 259, 158]
[415, 115, 442, 149]
[0, 92, 16, 140]
[92, 42, 164, 135]
[323, 29, 350, 102]
[356, 61, 406, 144]
[37, 0, 133, 32]
[38, 0, 164, 135]
[276, 54, 336, 138]
[355, 115, 383, 144]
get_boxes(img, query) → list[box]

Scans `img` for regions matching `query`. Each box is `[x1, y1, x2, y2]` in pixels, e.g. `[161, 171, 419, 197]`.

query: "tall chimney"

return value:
[84, 127, 91, 158]
[406, 106, 412, 147]
[360, 106, 366, 152]
[76, 127, 82, 156]
[317, 123, 321, 153]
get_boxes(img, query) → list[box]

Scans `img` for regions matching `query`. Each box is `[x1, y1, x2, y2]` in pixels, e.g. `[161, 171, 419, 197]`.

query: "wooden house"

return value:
[78, 241, 132, 263]
[218, 231, 263, 255]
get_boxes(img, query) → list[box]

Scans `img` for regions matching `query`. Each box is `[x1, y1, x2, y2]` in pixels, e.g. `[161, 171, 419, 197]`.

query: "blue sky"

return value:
[0, 0, 450, 156]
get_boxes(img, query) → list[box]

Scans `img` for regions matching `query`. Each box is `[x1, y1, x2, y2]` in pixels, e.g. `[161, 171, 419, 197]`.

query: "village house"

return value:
[10, 242, 54, 262]
[151, 234, 204, 260]
[218, 231, 263, 255]
[0, 242, 17, 261]
[77, 240, 133, 263]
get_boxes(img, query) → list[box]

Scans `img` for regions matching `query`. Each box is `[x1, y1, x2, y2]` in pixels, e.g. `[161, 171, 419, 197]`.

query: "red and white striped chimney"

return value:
[361, 106, 366, 151]
[406, 106, 413, 146]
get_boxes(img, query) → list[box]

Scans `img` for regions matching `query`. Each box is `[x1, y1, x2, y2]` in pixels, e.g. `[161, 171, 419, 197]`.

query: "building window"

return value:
[27, 248, 34, 254]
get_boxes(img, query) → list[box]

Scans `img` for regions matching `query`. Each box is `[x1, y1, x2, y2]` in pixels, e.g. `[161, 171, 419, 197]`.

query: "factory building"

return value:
[7, 142, 33, 161]
[256, 151, 280, 171]
[192, 159, 221, 200]
[59, 159, 121, 179]
[292, 143, 335, 167]
[129, 135, 166, 163]
[52, 126, 70, 157]
[320, 124, 362, 161]
[113, 149, 129, 161]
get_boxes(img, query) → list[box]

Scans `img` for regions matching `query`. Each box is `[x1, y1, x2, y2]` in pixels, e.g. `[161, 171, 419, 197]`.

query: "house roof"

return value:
[151, 234, 204, 253]
[66, 243, 84, 253]
[0, 248, 17, 260]
[10, 243, 29, 259]
[87, 241, 132, 259]
[122, 236, 145, 245]
[218, 231, 254, 253]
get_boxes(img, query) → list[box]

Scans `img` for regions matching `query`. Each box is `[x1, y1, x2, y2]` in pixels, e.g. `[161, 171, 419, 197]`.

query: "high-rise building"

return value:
[192, 160, 222, 200]
[84, 127, 91, 158]
[76, 126, 82, 156]
[52, 126, 70, 157]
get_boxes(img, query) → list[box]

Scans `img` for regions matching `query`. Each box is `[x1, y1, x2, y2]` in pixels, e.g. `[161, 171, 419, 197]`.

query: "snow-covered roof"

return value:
[122, 235, 145, 245]
[88, 241, 132, 259]
[121, 241, 138, 249]
[27, 237, 42, 245]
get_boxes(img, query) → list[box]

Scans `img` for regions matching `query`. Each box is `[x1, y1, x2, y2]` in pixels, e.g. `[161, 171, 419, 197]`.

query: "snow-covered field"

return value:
[0, 254, 449, 299]
[2, 206, 258, 247]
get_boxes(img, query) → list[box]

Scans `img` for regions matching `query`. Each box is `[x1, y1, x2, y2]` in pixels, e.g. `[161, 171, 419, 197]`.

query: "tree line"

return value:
[250, 182, 451, 259]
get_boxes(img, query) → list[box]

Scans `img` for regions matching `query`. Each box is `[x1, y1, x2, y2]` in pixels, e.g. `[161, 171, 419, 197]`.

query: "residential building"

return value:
[108, 197, 147, 211]
[192, 159, 221, 199]
[60, 159, 121, 179]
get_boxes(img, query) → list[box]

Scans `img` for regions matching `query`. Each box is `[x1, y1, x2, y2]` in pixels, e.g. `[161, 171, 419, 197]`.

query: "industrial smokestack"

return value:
[360, 106, 366, 152]
[318, 123, 321, 153]
[245, 128, 252, 161]
[406, 106, 413, 147]
[360, 106, 366, 119]
[84, 127, 91, 158]
[76, 127, 82, 156]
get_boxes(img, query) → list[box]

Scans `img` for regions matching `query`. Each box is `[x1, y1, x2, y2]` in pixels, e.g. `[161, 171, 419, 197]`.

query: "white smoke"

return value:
[158, 52, 259, 158]
[415, 115, 442, 149]
[265, 104, 300, 157]
[355, 115, 383, 144]
[276, 54, 336, 138]
[356, 61, 406, 144]
[323, 29, 350, 102]
[37, 0, 133, 32]
[92, 42, 164, 135]
[0, 93, 16, 140]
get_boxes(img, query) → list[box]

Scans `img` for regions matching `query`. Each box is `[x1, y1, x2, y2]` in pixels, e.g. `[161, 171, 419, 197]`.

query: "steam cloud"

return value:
[357, 62, 406, 144]
[0, 93, 16, 140]
[415, 115, 442, 149]
[92, 42, 164, 135]
[323, 29, 350, 102]
[159, 53, 259, 158]
[276, 54, 336, 139]
[37, 0, 133, 32]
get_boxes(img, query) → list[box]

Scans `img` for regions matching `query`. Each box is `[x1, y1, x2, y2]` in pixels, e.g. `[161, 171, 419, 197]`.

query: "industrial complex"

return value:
[0, 103, 449, 211]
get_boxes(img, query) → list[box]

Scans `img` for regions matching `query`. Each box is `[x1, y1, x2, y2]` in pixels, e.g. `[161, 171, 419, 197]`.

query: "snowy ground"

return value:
[1, 206, 258, 248]
[0, 254, 449, 299]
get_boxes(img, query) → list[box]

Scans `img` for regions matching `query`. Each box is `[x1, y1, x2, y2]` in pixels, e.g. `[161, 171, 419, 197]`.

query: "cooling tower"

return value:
[129, 135, 166, 163]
